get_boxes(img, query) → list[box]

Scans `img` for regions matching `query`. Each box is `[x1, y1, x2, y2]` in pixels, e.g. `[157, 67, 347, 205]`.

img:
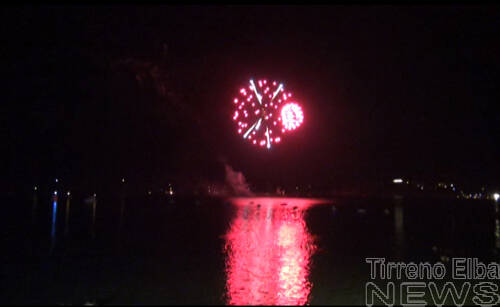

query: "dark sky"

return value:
[4, 5, 500, 192]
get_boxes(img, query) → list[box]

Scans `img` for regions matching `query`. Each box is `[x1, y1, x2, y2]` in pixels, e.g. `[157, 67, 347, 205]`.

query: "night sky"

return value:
[4, 5, 500, 194]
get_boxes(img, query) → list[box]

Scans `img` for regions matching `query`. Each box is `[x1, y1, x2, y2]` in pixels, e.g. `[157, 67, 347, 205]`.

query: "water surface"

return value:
[3, 194, 498, 304]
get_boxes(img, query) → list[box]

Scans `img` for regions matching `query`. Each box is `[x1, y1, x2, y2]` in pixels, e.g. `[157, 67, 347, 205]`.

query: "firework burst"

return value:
[232, 79, 304, 149]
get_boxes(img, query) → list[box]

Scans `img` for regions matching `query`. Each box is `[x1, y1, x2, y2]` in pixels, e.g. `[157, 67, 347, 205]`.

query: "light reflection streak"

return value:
[51, 199, 57, 239]
[224, 198, 326, 305]
[50, 195, 58, 253]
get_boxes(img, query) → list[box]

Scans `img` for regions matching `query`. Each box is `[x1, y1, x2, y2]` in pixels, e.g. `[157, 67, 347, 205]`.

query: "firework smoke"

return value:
[224, 164, 254, 197]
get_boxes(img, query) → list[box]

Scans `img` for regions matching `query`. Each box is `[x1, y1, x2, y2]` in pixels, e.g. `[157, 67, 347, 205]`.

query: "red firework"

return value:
[232, 79, 304, 149]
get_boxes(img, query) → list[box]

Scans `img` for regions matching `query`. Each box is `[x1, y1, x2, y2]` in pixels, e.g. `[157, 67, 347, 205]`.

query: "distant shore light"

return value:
[393, 178, 403, 184]
[494, 193, 500, 202]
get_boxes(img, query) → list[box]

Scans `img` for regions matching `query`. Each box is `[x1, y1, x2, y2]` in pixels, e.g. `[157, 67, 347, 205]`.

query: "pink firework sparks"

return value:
[232, 79, 304, 149]
[281, 103, 304, 131]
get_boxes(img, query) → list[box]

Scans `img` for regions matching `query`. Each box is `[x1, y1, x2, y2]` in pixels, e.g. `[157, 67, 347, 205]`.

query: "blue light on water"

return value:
[51, 200, 57, 238]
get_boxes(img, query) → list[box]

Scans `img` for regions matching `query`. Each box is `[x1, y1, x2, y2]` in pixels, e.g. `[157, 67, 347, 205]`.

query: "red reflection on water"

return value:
[224, 198, 323, 305]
